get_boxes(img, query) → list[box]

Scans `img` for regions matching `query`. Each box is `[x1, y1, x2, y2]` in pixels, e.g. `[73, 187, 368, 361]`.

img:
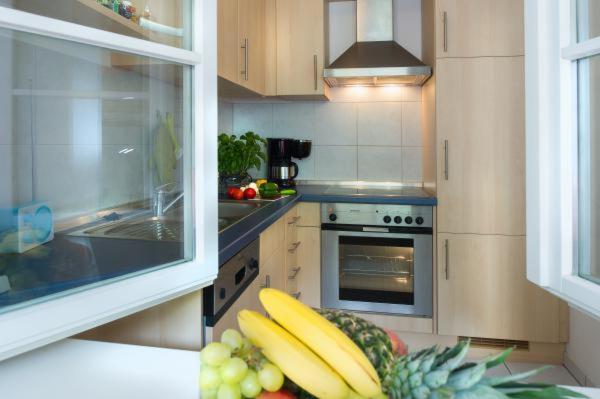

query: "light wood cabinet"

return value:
[276, 0, 328, 97]
[435, 0, 524, 58]
[211, 276, 262, 339]
[296, 202, 321, 227]
[217, 0, 239, 84]
[436, 57, 525, 235]
[259, 215, 286, 296]
[217, 0, 266, 94]
[295, 226, 321, 308]
[437, 234, 563, 343]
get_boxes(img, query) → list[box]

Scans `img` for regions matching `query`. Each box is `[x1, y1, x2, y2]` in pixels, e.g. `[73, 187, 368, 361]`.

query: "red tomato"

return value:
[243, 188, 257, 200]
[226, 187, 238, 199]
[230, 188, 244, 200]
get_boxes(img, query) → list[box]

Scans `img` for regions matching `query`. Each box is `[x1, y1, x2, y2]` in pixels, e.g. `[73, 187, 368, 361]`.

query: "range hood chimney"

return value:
[323, 0, 431, 87]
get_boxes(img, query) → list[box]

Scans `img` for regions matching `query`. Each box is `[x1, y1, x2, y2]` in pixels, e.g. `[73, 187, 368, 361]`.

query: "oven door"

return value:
[322, 228, 432, 317]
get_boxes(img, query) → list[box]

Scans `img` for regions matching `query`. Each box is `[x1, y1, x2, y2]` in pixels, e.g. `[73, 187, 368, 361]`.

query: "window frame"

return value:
[0, 2, 218, 361]
[526, 0, 600, 317]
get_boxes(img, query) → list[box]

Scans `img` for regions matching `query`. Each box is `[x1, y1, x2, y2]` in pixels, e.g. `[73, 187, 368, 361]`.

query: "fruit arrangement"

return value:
[226, 181, 297, 201]
[200, 289, 587, 399]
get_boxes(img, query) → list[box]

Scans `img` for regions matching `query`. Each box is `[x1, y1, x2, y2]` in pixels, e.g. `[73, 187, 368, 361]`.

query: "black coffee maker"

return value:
[267, 138, 312, 188]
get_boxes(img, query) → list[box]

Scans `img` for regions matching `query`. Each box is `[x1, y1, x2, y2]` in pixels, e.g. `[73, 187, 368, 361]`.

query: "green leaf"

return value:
[481, 366, 551, 387]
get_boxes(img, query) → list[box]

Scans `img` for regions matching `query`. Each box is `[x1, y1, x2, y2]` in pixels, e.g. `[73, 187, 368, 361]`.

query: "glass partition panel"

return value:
[578, 54, 600, 285]
[0, 0, 191, 49]
[0, 28, 193, 313]
[576, 0, 600, 42]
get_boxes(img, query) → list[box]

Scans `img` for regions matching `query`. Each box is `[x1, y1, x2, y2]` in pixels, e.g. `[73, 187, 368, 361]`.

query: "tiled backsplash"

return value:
[218, 88, 423, 182]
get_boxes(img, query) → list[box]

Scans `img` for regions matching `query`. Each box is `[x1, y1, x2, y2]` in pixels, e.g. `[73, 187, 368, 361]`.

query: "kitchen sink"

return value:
[82, 216, 183, 242]
[218, 199, 271, 231]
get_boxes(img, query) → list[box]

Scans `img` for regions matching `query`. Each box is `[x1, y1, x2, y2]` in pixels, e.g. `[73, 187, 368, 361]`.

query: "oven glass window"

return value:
[338, 236, 414, 305]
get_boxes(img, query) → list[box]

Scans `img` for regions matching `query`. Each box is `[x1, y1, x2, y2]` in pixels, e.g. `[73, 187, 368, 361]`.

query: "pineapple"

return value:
[318, 309, 586, 399]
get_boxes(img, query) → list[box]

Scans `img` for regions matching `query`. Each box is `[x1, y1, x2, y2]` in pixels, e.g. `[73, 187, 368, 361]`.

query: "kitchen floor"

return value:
[469, 359, 581, 385]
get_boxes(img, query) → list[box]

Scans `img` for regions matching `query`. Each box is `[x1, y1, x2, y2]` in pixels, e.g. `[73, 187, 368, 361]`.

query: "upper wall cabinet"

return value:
[218, 0, 266, 95]
[435, 0, 524, 58]
[276, 0, 328, 98]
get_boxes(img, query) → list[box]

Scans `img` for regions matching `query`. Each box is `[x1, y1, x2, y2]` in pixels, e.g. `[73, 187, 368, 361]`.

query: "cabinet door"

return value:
[437, 234, 562, 343]
[238, 0, 266, 94]
[276, 0, 326, 96]
[436, 57, 525, 235]
[436, 0, 524, 58]
[218, 0, 239, 83]
[296, 227, 321, 308]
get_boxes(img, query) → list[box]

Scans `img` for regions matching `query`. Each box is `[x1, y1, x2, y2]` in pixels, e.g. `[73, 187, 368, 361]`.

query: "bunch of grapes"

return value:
[200, 329, 285, 399]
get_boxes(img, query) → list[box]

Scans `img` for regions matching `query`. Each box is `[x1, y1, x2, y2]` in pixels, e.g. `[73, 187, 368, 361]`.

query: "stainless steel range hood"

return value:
[323, 0, 431, 87]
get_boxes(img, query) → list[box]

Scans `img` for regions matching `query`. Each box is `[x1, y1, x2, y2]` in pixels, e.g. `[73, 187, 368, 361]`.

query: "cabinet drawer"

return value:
[296, 202, 320, 227]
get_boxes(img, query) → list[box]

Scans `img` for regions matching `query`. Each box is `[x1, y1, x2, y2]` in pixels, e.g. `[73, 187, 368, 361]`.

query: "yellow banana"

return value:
[259, 288, 382, 398]
[237, 310, 350, 399]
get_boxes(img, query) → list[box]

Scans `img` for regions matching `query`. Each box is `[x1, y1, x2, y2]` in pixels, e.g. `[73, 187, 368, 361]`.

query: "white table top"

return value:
[0, 339, 200, 399]
[0, 339, 597, 399]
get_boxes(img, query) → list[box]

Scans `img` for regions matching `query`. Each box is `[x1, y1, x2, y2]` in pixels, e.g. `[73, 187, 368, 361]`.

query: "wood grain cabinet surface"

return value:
[436, 0, 524, 58]
[436, 57, 525, 236]
[437, 234, 563, 343]
[276, 0, 328, 97]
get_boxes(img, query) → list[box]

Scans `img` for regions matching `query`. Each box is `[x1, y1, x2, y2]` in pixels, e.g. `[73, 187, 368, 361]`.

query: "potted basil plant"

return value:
[218, 132, 267, 191]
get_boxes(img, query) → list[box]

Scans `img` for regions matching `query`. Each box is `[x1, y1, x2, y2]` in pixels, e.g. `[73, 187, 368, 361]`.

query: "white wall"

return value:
[566, 308, 600, 387]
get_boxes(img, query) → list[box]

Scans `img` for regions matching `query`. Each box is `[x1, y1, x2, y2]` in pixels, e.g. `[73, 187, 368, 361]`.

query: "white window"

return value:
[0, 2, 217, 361]
[526, 0, 600, 317]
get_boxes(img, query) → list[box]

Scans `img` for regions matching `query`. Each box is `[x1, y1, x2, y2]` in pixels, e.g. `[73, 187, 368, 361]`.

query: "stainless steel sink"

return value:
[218, 199, 270, 231]
[82, 216, 183, 242]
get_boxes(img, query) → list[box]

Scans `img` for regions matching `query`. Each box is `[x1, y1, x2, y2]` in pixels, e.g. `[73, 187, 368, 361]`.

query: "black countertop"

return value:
[218, 184, 437, 265]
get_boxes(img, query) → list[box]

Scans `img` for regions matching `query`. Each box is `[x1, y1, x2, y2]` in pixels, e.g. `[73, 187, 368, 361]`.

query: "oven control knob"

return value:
[416, 217, 424, 225]
[329, 213, 337, 222]
[383, 216, 392, 224]
[219, 287, 226, 300]
[404, 216, 413, 224]
[394, 216, 402, 224]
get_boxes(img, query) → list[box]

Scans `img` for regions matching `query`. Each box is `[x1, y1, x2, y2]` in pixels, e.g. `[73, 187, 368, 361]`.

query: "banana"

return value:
[237, 310, 350, 399]
[259, 288, 382, 398]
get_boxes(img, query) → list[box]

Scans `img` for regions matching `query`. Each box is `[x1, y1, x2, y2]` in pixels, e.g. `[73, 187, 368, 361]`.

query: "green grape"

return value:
[201, 388, 218, 399]
[200, 365, 222, 390]
[221, 329, 243, 351]
[201, 343, 232, 367]
[239, 369, 262, 398]
[220, 357, 248, 384]
[217, 383, 242, 399]
[238, 337, 253, 357]
[258, 363, 284, 392]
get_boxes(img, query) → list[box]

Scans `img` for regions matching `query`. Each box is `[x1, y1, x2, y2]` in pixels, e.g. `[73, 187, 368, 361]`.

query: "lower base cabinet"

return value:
[437, 233, 566, 343]
[295, 226, 321, 308]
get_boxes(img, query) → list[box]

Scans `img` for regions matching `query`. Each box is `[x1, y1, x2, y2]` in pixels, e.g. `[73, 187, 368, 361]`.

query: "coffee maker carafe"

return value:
[267, 138, 311, 188]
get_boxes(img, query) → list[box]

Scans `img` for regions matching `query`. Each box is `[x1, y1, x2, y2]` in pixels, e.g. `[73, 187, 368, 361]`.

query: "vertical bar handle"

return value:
[445, 239, 450, 280]
[444, 139, 449, 180]
[260, 275, 270, 288]
[314, 54, 318, 90]
[241, 38, 249, 81]
[443, 11, 448, 52]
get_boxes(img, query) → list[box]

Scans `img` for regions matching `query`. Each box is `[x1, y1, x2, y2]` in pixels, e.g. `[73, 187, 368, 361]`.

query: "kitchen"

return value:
[0, 0, 599, 398]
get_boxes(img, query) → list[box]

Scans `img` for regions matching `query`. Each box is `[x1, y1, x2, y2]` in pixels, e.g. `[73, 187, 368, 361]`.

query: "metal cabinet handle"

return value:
[443, 11, 448, 52]
[288, 241, 301, 253]
[444, 239, 450, 280]
[260, 275, 270, 288]
[288, 267, 301, 279]
[292, 292, 302, 300]
[313, 54, 318, 90]
[241, 38, 249, 81]
[287, 216, 301, 225]
[444, 139, 449, 180]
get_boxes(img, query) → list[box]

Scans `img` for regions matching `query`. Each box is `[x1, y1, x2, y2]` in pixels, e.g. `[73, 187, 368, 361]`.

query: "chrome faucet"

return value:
[154, 183, 184, 217]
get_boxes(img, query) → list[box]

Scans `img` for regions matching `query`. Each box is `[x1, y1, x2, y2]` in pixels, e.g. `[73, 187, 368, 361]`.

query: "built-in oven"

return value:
[321, 203, 433, 317]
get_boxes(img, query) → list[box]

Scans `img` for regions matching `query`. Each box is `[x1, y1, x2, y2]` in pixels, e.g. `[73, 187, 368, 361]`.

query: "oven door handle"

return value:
[362, 227, 390, 233]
